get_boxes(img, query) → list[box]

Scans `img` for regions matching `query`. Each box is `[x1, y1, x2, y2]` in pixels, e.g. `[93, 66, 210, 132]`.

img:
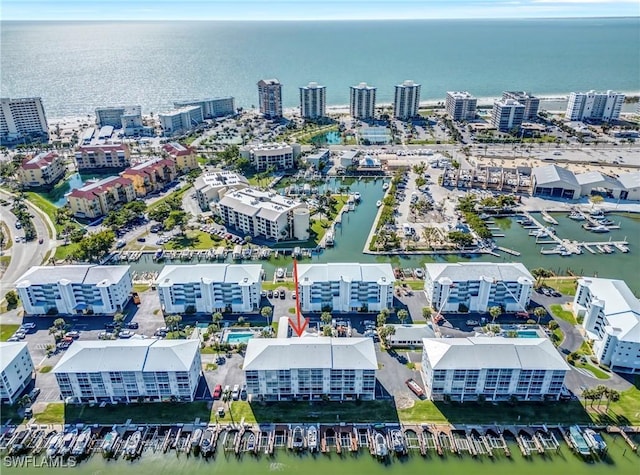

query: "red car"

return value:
[213, 384, 222, 400]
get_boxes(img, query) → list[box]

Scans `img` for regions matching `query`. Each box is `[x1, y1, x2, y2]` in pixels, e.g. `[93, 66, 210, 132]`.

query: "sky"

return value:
[1, 0, 638, 21]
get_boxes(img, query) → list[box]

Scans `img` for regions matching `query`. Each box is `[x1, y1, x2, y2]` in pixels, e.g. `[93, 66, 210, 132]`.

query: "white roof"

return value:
[425, 262, 533, 284]
[532, 165, 579, 187]
[579, 278, 640, 343]
[575, 171, 623, 189]
[422, 337, 569, 371]
[15, 265, 131, 287]
[388, 324, 436, 342]
[194, 171, 249, 192]
[52, 340, 199, 374]
[297, 263, 395, 284]
[218, 187, 305, 220]
[243, 337, 377, 371]
[0, 342, 29, 371]
[617, 172, 640, 190]
[156, 264, 262, 286]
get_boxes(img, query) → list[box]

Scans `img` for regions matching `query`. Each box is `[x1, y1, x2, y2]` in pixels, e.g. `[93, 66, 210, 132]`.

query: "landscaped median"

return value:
[550, 303, 577, 325]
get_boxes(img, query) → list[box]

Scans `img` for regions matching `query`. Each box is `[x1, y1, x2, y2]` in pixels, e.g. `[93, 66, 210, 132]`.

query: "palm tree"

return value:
[489, 306, 502, 324]
[533, 307, 548, 324]
[397, 309, 409, 324]
[260, 306, 273, 326]
[605, 389, 620, 411]
[212, 312, 223, 330]
[320, 312, 333, 326]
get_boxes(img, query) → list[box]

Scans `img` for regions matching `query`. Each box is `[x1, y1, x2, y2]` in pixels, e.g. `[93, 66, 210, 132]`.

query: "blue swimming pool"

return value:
[517, 330, 540, 338]
[225, 332, 254, 344]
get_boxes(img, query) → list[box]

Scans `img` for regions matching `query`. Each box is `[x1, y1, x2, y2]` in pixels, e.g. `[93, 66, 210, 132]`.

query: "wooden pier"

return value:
[608, 426, 639, 452]
[496, 246, 521, 256]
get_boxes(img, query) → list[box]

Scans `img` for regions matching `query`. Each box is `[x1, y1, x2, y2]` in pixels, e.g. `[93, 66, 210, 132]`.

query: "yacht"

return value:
[275, 268, 285, 279]
[101, 430, 119, 455]
[46, 432, 63, 457]
[59, 429, 78, 457]
[584, 224, 610, 233]
[71, 428, 92, 457]
[390, 429, 406, 455]
[353, 191, 361, 202]
[569, 425, 591, 457]
[583, 428, 607, 453]
[124, 431, 141, 458]
[190, 428, 203, 450]
[382, 182, 389, 191]
[153, 249, 164, 261]
[325, 231, 334, 246]
[374, 432, 388, 458]
[307, 426, 318, 452]
[200, 428, 214, 456]
[292, 426, 305, 450]
[568, 211, 585, 221]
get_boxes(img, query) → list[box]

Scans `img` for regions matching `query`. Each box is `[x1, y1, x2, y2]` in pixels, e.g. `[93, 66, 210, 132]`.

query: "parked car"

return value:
[64, 331, 80, 339]
[279, 289, 285, 299]
[127, 322, 139, 329]
[98, 331, 114, 340]
[267, 290, 273, 298]
[29, 387, 41, 401]
[231, 385, 240, 400]
[12, 331, 26, 340]
[240, 386, 247, 400]
[118, 330, 134, 338]
[213, 384, 222, 399]
[20, 322, 36, 330]
[216, 407, 225, 417]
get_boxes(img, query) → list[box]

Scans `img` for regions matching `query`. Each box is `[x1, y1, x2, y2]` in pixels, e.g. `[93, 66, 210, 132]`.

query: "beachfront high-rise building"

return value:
[257, 79, 283, 119]
[299, 82, 326, 120]
[490, 99, 525, 132]
[350, 83, 377, 120]
[502, 91, 540, 121]
[565, 90, 625, 123]
[95, 105, 152, 137]
[158, 106, 204, 136]
[393, 80, 421, 120]
[0, 343, 34, 405]
[174, 97, 236, 119]
[445, 91, 478, 121]
[0, 97, 49, 144]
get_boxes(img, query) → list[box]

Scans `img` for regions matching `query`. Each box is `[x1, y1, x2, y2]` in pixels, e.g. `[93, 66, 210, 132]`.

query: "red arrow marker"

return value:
[289, 259, 308, 337]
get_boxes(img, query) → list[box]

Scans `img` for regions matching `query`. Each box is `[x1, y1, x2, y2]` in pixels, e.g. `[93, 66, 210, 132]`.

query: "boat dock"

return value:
[536, 427, 560, 452]
[496, 246, 521, 256]
[607, 426, 639, 452]
[541, 210, 559, 225]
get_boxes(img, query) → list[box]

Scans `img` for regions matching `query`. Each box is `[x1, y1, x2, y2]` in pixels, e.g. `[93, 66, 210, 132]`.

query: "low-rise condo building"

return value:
[393, 80, 421, 120]
[173, 97, 235, 118]
[446, 91, 477, 121]
[120, 157, 177, 197]
[67, 175, 136, 218]
[502, 91, 540, 121]
[491, 98, 525, 132]
[53, 340, 201, 403]
[0, 97, 49, 144]
[155, 264, 262, 314]
[257, 79, 283, 119]
[217, 187, 309, 241]
[0, 342, 34, 405]
[15, 265, 132, 316]
[240, 143, 301, 171]
[193, 171, 250, 210]
[574, 278, 640, 374]
[296, 263, 395, 313]
[350, 82, 377, 120]
[566, 90, 624, 122]
[95, 105, 153, 136]
[17, 151, 66, 188]
[244, 337, 377, 401]
[421, 337, 569, 401]
[424, 263, 533, 313]
[74, 143, 131, 170]
[299, 82, 326, 120]
[161, 142, 198, 171]
[159, 106, 204, 136]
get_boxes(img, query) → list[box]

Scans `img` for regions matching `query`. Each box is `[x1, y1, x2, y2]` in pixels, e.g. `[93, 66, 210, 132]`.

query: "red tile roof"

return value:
[68, 176, 133, 200]
[163, 142, 193, 156]
[21, 152, 59, 170]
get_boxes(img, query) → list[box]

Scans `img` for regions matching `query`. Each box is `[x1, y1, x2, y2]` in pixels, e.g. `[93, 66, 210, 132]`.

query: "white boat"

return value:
[382, 183, 389, 191]
[325, 231, 334, 246]
[583, 428, 607, 453]
[191, 428, 203, 449]
[541, 211, 559, 225]
[71, 428, 92, 456]
[374, 432, 388, 458]
[353, 191, 361, 202]
[124, 431, 141, 458]
[584, 224, 610, 233]
[153, 249, 164, 260]
[200, 428, 214, 456]
[376, 200, 382, 207]
[242, 247, 252, 259]
[232, 245, 243, 259]
[101, 430, 119, 454]
[292, 426, 305, 450]
[569, 425, 591, 456]
[59, 429, 78, 457]
[568, 211, 586, 221]
[390, 429, 406, 454]
[307, 426, 318, 452]
[46, 432, 63, 457]
[276, 268, 285, 279]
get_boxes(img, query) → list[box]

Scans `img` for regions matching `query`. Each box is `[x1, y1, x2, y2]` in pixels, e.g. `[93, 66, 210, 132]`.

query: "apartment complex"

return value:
[53, 340, 201, 403]
[502, 91, 540, 121]
[156, 264, 262, 314]
[296, 263, 395, 313]
[217, 187, 309, 241]
[574, 278, 640, 374]
[244, 338, 377, 401]
[15, 265, 132, 316]
[95, 105, 152, 136]
[424, 263, 533, 313]
[173, 97, 235, 119]
[0, 343, 34, 405]
[67, 175, 136, 219]
[161, 142, 198, 171]
[491, 99, 525, 132]
[240, 143, 300, 171]
[0, 97, 49, 144]
[120, 157, 177, 197]
[257, 79, 283, 119]
[421, 337, 569, 401]
[159, 105, 203, 136]
[193, 171, 250, 210]
[74, 143, 131, 170]
[17, 151, 66, 188]
[299, 82, 326, 120]
[350, 82, 377, 120]
[393, 80, 421, 119]
[445, 91, 477, 121]
[566, 90, 624, 122]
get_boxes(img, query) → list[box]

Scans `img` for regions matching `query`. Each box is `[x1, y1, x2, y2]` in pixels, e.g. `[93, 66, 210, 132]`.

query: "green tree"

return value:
[5, 290, 19, 307]
[531, 268, 554, 286]
[53, 318, 66, 330]
[320, 312, 333, 326]
[70, 229, 115, 263]
[548, 320, 559, 330]
[533, 307, 548, 324]
[605, 389, 620, 411]
[165, 314, 182, 332]
[489, 306, 502, 324]
[422, 307, 433, 320]
[212, 312, 223, 329]
[237, 316, 246, 326]
[397, 309, 409, 324]
[322, 325, 333, 337]
[376, 311, 388, 328]
[260, 306, 273, 325]
[448, 231, 474, 248]
[164, 210, 190, 234]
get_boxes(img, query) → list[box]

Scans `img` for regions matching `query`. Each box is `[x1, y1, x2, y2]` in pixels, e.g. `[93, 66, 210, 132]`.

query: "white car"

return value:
[231, 384, 240, 400]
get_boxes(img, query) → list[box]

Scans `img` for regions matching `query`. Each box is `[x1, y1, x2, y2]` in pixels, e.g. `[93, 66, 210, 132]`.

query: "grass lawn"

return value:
[164, 230, 223, 250]
[0, 324, 20, 341]
[0, 255, 10, 268]
[575, 360, 610, 379]
[403, 280, 425, 290]
[24, 192, 60, 237]
[583, 382, 640, 426]
[39, 365, 53, 373]
[262, 281, 295, 291]
[147, 184, 192, 212]
[542, 277, 578, 296]
[54, 242, 80, 261]
[34, 402, 65, 424]
[1, 221, 13, 250]
[577, 340, 592, 355]
[550, 304, 577, 325]
[133, 283, 151, 293]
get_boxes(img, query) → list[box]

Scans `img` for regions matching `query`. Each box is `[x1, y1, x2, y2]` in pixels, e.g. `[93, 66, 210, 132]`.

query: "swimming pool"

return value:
[517, 330, 540, 338]
[225, 332, 255, 344]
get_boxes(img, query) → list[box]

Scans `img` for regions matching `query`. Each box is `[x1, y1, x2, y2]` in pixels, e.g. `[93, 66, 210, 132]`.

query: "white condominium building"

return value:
[421, 337, 569, 402]
[194, 171, 250, 210]
[296, 263, 395, 313]
[393, 80, 421, 119]
[257, 79, 283, 119]
[424, 263, 533, 313]
[53, 340, 202, 403]
[0, 97, 49, 144]
[174, 97, 235, 118]
[156, 264, 262, 314]
[74, 143, 131, 170]
[217, 187, 309, 241]
[446, 91, 477, 121]
[566, 90, 624, 122]
[17, 151, 66, 188]
[299, 82, 326, 120]
[158, 105, 204, 136]
[573, 278, 640, 374]
[0, 343, 34, 405]
[15, 265, 133, 316]
[240, 143, 300, 171]
[502, 91, 540, 121]
[95, 105, 141, 127]
[244, 338, 377, 401]
[491, 98, 525, 132]
[350, 82, 377, 120]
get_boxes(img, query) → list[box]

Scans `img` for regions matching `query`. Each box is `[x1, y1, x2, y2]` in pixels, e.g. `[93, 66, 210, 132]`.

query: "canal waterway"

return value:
[44, 172, 114, 207]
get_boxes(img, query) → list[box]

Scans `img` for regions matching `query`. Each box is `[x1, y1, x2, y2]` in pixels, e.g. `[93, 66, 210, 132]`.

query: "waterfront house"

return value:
[17, 151, 66, 188]
[15, 265, 133, 316]
[244, 337, 377, 401]
[53, 340, 201, 403]
[0, 342, 34, 405]
[67, 175, 136, 219]
[421, 337, 569, 402]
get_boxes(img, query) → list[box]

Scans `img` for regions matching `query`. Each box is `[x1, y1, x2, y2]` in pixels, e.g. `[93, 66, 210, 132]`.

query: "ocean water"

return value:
[1, 18, 639, 118]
